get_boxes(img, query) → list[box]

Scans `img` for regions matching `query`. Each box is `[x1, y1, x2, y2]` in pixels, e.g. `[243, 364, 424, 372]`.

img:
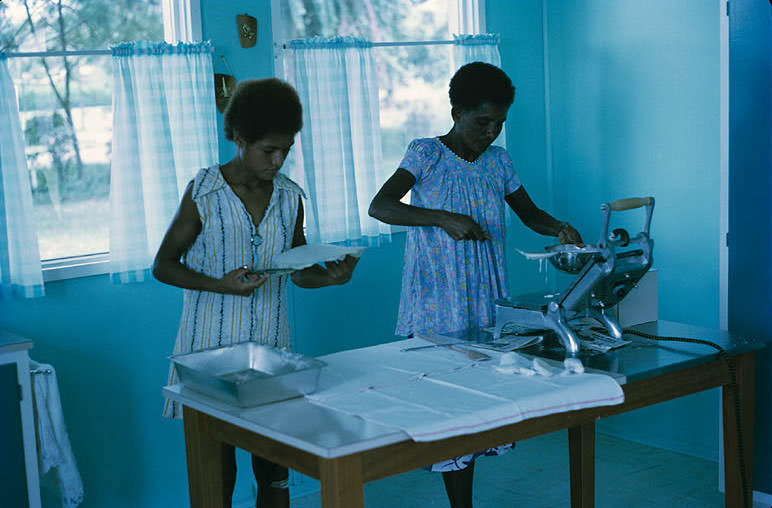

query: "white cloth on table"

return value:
[30, 360, 84, 508]
[306, 339, 624, 442]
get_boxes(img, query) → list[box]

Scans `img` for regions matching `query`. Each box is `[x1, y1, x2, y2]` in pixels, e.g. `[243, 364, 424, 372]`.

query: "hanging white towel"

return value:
[30, 360, 84, 508]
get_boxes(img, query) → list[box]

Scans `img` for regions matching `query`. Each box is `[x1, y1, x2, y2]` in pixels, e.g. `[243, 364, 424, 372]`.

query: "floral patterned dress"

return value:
[396, 137, 521, 472]
[396, 137, 521, 336]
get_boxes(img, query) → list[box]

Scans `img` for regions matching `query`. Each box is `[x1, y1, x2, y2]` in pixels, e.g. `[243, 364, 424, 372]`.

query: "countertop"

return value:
[0, 329, 33, 355]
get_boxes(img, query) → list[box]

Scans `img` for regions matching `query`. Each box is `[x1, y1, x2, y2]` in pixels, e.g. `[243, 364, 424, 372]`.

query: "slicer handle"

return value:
[599, 196, 655, 243]
[608, 197, 653, 211]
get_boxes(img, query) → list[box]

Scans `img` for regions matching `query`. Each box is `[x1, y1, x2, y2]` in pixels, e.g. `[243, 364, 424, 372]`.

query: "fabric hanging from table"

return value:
[30, 359, 84, 508]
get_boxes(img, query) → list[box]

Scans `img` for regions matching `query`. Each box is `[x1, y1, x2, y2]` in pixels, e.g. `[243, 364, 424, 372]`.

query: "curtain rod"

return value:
[282, 39, 455, 49]
[5, 49, 111, 58]
[372, 40, 455, 47]
[10, 39, 459, 57]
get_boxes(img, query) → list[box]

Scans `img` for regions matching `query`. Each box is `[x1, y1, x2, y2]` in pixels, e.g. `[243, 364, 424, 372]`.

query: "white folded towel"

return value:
[30, 360, 84, 508]
[307, 339, 625, 442]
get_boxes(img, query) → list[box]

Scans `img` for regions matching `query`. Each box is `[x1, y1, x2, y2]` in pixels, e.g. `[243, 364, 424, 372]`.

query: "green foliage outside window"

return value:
[1, 0, 163, 258]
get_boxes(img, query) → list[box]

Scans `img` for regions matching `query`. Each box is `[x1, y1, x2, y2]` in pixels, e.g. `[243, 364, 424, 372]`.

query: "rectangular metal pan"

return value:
[170, 342, 325, 407]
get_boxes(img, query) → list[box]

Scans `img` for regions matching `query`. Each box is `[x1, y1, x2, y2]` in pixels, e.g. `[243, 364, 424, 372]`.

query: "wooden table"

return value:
[164, 320, 760, 507]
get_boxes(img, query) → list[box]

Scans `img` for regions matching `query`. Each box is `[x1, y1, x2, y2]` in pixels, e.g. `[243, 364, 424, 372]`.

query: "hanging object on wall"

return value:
[236, 14, 257, 48]
[214, 55, 236, 113]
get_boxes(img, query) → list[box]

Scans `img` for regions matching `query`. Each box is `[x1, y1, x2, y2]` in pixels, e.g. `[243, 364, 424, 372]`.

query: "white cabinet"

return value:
[0, 331, 41, 508]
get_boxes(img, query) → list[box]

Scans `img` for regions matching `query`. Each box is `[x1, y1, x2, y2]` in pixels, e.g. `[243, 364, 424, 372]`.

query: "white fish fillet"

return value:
[514, 248, 558, 261]
[273, 244, 365, 270]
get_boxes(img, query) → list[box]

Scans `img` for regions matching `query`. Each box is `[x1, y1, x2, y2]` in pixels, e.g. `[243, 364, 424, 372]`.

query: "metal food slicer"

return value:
[493, 197, 655, 357]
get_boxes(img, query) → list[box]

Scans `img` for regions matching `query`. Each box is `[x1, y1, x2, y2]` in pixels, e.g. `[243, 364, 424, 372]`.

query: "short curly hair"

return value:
[223, 78, 303, 143]
[449, 62, 515, 109]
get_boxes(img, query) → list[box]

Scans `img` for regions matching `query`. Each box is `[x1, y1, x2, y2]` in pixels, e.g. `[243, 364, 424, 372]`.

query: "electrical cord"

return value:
[621, 328, 750, 508]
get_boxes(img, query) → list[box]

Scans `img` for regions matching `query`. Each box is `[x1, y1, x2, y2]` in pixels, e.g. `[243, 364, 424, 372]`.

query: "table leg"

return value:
[319, 455, 365, 508]
[569, 421, 595, 508]
[183, 406, 228, 508]
[722, 352, 755, 508]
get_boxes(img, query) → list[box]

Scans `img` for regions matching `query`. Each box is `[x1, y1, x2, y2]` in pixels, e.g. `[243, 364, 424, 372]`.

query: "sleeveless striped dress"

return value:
[163, 165, 305, 418]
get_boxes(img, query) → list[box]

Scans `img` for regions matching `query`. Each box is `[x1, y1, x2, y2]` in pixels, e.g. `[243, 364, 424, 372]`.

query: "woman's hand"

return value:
[557, 223, 584, 246]
[323, 255, 360, 285]
[218, 266, 268, 296]
[440, 211, 490, 241]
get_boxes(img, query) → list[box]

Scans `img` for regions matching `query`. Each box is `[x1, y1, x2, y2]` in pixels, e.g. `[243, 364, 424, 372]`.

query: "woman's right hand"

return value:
[439, 211, 491, 241]
[218, 266, 268, 296]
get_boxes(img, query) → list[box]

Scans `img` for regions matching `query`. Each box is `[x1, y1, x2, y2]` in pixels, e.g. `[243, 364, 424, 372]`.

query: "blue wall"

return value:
[543, 0, 724, 461]
[201, 0, 275, 164]
[487, 1, 558, 295]
[0, 1, 769, 506]
[492, 0, 722, 325]
[545, 0, 721, 333]
[543, 0, 721, 461]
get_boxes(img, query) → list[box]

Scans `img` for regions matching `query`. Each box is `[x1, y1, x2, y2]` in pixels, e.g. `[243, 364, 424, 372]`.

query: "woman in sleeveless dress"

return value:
[153, 78, 358, 508]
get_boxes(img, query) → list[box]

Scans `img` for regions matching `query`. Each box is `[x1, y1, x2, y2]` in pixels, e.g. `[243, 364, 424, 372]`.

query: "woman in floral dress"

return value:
[369, 62, 582, 508]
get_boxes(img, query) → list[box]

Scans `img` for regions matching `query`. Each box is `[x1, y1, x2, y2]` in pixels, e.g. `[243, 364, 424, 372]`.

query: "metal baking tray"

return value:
[170, 342, 326, 407]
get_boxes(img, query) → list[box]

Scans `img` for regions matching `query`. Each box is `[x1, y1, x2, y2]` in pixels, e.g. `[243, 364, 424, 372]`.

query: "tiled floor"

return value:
[290, 431, 765, 508]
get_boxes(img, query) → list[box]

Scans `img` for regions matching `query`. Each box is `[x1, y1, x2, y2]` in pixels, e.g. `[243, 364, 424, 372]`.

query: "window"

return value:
[0, 0, 197, 280]
[271, 0, 484, 173]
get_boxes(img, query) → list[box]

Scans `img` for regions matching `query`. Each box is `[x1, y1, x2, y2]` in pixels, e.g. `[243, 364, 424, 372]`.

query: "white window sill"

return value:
[39, 226, 406, 283]
[42, 253, 111, 282]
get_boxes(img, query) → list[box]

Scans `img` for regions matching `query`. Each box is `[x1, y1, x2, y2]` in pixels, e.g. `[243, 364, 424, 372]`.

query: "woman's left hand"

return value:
[558, 223, 584, 246]
[324, 255, 360, 285]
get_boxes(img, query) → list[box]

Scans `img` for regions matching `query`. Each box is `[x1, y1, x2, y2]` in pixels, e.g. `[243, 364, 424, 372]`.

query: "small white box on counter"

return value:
[613, 269, 658, 327]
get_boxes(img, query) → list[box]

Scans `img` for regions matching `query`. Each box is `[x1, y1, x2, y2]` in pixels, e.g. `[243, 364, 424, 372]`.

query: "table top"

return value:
[0, 330, 33, 355]
[163, 384, 407, 458]
[474, 320, 764, 384]
[163, 320, 766, 459]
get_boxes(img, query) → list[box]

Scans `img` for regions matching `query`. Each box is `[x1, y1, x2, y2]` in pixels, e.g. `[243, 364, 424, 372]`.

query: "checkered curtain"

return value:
[283, 36, 391, 245]
[109, 41, 218, 283]
[453, 34, 506, 149]
[0, 52, 45, 298]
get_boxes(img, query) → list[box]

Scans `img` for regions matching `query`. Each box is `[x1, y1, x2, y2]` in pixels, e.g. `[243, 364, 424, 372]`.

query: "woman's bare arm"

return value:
[505, 186, 583, 244]
[152, 182, 266, 296]
[368, 169, 489, 240]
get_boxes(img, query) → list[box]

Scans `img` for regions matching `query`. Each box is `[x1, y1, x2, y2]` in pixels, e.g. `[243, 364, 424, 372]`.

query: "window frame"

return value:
[15, 1, 483, 282]
[162, 0, 202, 42]
[4, 0, 202, 282]
[268, 0, 486, 236]
[270, 0, 486, 75]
